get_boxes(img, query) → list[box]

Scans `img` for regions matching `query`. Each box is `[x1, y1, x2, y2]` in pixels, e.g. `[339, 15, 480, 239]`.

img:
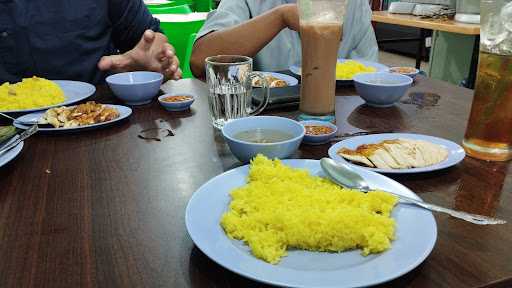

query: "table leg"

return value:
[467, 35, 480, 89]
[416, 28, 426, 69]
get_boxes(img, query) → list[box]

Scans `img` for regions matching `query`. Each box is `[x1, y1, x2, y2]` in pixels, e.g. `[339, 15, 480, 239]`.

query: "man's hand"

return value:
[279, 4, 299, 31]
[98, 30, 182, 80]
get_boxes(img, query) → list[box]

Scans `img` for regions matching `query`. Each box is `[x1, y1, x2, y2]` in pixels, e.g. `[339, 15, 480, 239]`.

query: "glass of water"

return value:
[205, 55, 270, 129]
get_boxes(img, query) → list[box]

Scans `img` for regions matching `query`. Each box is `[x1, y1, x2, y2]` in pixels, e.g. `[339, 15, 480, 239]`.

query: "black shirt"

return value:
[0, 0, 161, 84]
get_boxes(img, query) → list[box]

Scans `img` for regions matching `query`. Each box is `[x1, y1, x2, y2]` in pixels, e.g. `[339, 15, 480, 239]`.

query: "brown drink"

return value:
[299, 22, 342, 115]
[463, 51, 512, 161]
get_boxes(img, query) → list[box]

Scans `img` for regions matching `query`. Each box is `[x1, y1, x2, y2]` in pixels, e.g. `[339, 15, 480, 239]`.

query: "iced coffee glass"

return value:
[298, 0, 346, 121]
[462, 0, 512, 161]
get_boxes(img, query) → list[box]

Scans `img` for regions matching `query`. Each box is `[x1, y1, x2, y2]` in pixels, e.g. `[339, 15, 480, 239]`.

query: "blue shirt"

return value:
[0, 0, 161, 84]
[196, 0, 378, 72]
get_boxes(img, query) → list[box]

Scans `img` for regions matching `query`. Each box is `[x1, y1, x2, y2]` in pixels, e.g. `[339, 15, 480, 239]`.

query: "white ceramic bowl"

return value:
[299, 120, 338, 145]
[106, 71, 163, 105]
[222, 116, 305, 163]
[389, 67, 421, 78]
[353, 72, 413, 107]
[158, 93, 195, 111]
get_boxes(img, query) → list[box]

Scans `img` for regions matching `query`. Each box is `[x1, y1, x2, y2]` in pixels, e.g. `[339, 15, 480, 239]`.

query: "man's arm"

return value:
[338, 0, 378, 61]
[108, 0, 161, 52]
[191, 4, 299, 78]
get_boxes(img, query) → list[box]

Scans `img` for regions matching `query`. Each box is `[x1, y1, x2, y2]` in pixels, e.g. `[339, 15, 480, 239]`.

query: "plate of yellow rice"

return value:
[289, 59, 388, 85]
[186, 155, 437, 288]
[0, 77, 95, 113]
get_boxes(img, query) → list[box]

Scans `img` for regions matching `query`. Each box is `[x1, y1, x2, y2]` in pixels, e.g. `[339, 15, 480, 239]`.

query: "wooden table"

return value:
[372, 11, 480, 35]
[1, 78, 511, 288]
[371, 11, 480, 89]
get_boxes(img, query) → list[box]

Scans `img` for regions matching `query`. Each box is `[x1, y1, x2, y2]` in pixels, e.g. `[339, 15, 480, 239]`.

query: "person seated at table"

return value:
[0, 0, 182, 84]
[190, 0, 378, 78]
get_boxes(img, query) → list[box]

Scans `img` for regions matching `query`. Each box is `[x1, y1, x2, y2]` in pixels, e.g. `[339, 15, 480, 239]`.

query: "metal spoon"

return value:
[320, 158, 507, 225]
[0, 112, 39, 125]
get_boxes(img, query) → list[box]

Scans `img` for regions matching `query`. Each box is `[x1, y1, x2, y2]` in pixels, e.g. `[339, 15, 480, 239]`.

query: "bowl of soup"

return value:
[353, 72, 413, 107]
[222, 116, 305, 163]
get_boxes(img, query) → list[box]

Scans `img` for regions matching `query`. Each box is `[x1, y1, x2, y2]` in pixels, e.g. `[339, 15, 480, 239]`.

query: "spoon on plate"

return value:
[320, 158, 507, 225]
[0, 112, 39, 125]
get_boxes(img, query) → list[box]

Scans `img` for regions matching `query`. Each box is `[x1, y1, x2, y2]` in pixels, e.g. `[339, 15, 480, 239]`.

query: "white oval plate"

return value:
[0, 140, 23, 168]
[13, 105, 132, 132]
[290, 59, 389, 84]
[0, 80, 96, 114]
[253, 72, 299, 87]
[186, 159, 437, 288]
[328, 133, 466, 174]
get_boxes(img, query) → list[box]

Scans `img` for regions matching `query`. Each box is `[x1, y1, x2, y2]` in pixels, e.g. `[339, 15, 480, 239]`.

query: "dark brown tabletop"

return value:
[0, 77, 510, 288]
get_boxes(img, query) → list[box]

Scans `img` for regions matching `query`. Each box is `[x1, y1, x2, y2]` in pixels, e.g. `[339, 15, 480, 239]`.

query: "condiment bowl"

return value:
[222, 116, 305, 163]
[389, 66, 421, 78]
[353, 72, 413, 107]
[299, 120, 338, 145]
[106, 71, 163, 105]
[158, 93, 195, 111]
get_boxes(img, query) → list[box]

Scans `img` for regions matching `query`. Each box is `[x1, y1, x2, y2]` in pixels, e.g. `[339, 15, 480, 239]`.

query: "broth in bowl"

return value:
[234, 129, 294, 144]
[221, 116, 305, 163]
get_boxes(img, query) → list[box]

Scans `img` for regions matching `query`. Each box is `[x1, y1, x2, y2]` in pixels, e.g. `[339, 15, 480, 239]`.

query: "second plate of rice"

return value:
[186, 157, 437, 288]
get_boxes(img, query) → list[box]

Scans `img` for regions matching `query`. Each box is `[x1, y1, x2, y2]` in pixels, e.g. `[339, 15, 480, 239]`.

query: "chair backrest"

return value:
[148, 4, 193, 14]
[146, 0, 214, 12]
[182, 33, 197, 79]
[146, 0, 194, 7]
[158, 17, 206, 76]
[194, 0, 214, 12]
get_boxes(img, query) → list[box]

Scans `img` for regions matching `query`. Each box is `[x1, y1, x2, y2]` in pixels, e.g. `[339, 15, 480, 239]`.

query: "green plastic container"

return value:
[148, 4, 193, 14]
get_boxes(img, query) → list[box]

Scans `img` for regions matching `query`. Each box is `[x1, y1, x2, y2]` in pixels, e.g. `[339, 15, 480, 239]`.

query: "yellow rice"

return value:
[220, 155, 398, 264]
[0, 76, 66, 111]
[336, 60, 377, 80]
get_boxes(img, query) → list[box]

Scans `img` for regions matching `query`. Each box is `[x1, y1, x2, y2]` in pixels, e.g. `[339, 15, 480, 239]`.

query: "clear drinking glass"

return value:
[205, 55, 270, 129]
[298, 0, 346, 120]
[462, 0, 512, 161]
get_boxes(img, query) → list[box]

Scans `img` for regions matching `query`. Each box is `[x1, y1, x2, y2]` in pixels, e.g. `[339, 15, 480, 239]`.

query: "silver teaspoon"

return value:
[320, 158, 507, 225]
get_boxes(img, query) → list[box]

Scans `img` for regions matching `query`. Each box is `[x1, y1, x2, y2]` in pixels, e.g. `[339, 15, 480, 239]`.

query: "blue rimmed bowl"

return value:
[158, 93, 195, 111]
[106, 71, 163, 105]
[389, 67, 421, 79]
[299, 120, 338, 145]
[222, 116, 305, 163]
[353, 72, 413, 107]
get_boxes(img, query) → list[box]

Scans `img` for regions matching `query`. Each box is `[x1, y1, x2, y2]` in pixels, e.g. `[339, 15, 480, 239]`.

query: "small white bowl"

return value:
[222, 116, 305, 163]
[389, 67, 420, 78]
[353, 72, 413, 107]
[299, 120, 338, 145]
[158, 93, 195, 111]
[106, 71, 163, 105]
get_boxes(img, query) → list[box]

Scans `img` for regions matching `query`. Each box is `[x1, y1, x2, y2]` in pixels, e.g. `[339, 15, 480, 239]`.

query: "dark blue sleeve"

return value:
[108, 0, 162, 53]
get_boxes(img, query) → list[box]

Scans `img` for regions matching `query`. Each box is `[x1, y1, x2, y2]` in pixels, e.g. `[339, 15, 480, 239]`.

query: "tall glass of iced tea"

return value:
[298, 0, 346, 121]
[462, 0, 512, 161]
